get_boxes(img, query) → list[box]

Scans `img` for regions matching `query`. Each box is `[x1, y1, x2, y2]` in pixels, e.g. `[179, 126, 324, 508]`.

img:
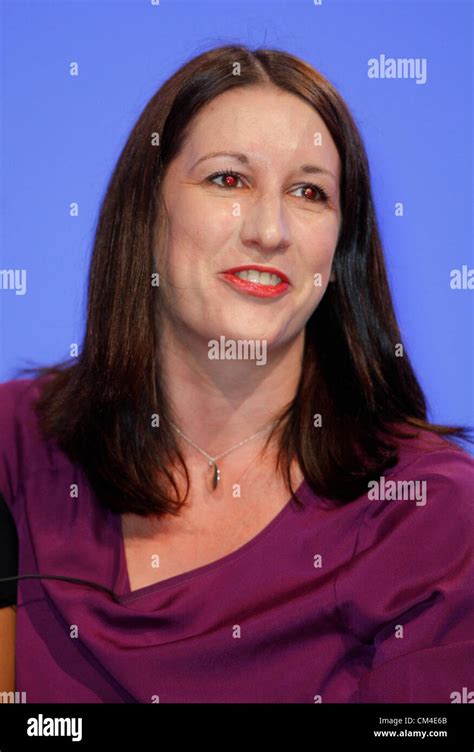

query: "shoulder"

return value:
[0, 375, 54, 509]
[362, 425, 474, 548]
[0, 376, 48, 440]
[388, 422, 474, 477]
[399, 425, 473, 499]
[0, 376, 37, 417]
[336, 425, 474, 636]
[340, 427, 474, 702]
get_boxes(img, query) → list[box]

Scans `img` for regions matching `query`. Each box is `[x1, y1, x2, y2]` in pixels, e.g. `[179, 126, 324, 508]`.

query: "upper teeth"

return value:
[234, 270, 282, 285]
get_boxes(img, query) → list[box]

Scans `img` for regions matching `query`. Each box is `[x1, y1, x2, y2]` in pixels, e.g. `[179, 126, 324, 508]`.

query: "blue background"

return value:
[1, 0, 472, 445]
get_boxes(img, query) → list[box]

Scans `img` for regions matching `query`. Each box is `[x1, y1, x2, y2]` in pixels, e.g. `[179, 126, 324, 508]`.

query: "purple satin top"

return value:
[1, 377, 473, 703]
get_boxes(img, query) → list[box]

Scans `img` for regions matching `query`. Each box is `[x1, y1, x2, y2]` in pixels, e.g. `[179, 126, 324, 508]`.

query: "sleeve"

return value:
[0, 493, 18, 607]
[0, 378, 35, 607]
[336, 446, 474, 703]
[0, 378, 27, 509]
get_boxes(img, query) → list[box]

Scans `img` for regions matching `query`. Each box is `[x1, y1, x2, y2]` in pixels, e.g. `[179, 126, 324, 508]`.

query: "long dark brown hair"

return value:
[14, 44, 473, 516]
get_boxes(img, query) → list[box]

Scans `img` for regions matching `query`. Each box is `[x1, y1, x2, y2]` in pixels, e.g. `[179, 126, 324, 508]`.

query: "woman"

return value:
[1, 44, 473, 704]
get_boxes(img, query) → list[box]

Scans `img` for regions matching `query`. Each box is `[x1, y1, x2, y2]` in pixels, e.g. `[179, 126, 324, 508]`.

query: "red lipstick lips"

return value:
[220, 265, 290, 299]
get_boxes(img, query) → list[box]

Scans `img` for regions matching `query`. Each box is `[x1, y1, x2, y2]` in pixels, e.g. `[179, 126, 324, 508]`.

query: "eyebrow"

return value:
[191, 151, 337, 182]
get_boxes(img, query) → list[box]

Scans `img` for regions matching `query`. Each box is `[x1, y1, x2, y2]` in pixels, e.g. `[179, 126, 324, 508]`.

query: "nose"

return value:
[239, 190, 291, 254]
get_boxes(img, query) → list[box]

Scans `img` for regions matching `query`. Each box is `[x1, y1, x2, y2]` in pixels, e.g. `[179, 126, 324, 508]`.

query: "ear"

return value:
[329, 268, 336, 283]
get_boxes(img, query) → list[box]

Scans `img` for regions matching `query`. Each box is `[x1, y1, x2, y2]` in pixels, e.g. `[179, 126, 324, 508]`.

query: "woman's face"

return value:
[156, 84, 341, 352]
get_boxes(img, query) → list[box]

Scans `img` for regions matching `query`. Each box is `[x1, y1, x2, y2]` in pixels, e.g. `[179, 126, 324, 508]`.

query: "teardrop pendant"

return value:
[209, 460, 220, 490]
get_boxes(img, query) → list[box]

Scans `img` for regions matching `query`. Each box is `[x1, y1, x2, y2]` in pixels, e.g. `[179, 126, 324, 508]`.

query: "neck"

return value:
[158, 321, 305, 456]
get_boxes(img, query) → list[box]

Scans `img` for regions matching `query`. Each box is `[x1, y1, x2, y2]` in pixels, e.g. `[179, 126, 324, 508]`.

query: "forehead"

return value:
[177, 85, 340, 181]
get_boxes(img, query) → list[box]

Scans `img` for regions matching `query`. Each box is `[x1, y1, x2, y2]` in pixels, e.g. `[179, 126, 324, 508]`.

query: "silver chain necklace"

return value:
[169, 418, 277, 491]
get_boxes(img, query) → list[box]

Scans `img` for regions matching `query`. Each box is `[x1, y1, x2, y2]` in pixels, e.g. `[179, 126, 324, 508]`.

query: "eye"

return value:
[206, 170, 245, 189]
[291, 184, 329, 203]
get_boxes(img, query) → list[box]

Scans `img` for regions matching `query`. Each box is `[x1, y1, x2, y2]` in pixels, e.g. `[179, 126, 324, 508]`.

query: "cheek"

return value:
[303, 225, 338, 270]
[299, 226, 338, 295]
[171, 197, 236, 255]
